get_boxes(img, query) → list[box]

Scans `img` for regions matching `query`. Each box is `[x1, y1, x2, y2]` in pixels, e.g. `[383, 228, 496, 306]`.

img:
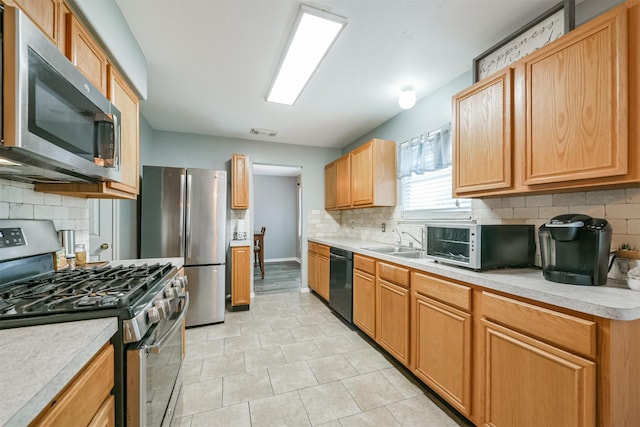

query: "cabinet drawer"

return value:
[32, 344, 114, 427]
[482, 292, 596, 358]
[317, 244, 330, 257]
[377, 262, 410, 288]
[412, 272, 471, 312]
[354, 254, 376, 275]
[308, 242, 317, 253]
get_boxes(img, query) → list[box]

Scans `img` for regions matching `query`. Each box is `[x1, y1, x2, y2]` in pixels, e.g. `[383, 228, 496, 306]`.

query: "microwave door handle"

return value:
[179, 172, 186, 258]
[111, 112, 120, 170]
[145, 293, 189, 355]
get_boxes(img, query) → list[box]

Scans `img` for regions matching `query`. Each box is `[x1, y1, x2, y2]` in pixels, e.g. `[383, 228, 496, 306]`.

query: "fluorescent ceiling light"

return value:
[266, 5, 347, 106]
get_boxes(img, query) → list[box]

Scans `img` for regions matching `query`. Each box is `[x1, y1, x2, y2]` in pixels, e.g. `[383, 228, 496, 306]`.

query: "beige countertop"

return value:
[309, 237, 640, 321]
[0, 318, 118, 427]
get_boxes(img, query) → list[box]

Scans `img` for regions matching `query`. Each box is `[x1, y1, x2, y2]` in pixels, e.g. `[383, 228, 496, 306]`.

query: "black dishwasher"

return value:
[329, 247, 353, 323]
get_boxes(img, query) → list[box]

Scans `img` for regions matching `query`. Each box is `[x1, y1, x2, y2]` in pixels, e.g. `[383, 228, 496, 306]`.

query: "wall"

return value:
[0, 179, 90, 247]
[253, 175, 298, 261]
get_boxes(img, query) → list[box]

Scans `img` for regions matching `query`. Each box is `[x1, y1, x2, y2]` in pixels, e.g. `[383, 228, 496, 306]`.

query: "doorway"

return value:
[252, 163, 302, 295]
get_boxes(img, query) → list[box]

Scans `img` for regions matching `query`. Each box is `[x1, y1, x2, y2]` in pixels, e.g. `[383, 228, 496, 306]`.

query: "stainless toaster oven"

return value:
[425, 223, 535, 270]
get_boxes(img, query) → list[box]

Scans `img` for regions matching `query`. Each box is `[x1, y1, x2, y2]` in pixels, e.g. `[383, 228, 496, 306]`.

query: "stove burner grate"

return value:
[0, 263, 174, 316]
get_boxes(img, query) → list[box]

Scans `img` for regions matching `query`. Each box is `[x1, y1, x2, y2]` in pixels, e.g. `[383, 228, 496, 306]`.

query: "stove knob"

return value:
[147, 307, 161, 323]
[155, 299, 170, 318]
[164, 288, 177, 299]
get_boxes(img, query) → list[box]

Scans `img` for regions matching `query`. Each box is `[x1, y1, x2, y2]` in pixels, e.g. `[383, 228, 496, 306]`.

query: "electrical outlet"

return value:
[382, 222, 386, 232]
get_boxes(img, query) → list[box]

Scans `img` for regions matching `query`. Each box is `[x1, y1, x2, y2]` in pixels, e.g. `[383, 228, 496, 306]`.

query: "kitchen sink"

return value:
[393, 251, 425, 259]
[363, 245, 416, 254]
[363, 246, 426, 259]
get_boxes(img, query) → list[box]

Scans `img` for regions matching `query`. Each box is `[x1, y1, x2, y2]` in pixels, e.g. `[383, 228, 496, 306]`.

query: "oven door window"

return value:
[427, 227, 471, 262]
[27, 47, 113, 164]
[145, 318, 183, 426]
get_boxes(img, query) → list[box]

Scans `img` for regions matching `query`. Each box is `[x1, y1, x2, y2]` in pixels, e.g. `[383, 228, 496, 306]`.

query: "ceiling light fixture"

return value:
[398, 86, 416, 110]
[266, 5, 347, 106]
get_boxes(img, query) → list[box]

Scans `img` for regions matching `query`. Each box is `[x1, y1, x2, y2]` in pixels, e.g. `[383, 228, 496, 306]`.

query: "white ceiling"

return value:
[115, 0, 570, 149]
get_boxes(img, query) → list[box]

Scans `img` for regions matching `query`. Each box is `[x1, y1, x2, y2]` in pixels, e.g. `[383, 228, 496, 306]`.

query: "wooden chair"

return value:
[254, 227, 266, 279]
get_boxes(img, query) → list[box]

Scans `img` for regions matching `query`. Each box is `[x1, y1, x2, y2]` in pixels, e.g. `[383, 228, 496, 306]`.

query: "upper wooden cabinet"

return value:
[231, 154, 249, 209]
[453, 69, 513, 196]
[107, 66, 140, 195]
[65, 13, 108, 95]
[453, 2, 639, 197]
[523, 6, 627, 186]
[11, 0, 61, 47]
[335, 155, 351, 208]
[325, 138, 397, 210]
[324, 161, 337, 210]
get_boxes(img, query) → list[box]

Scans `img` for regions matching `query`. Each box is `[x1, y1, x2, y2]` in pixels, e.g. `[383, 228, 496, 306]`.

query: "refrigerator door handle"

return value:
[185, 172, 193, 259]
[179, 172, 186, 258]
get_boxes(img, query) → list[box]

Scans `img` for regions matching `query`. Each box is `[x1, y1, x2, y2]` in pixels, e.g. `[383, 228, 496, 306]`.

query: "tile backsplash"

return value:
[0, 178, 90, 247]
[307, 188, 640, 273]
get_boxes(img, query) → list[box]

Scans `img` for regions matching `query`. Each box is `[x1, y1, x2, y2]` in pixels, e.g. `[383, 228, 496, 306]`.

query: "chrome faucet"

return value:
[402, 227, 425, 252]
[393, 227, 402, 246]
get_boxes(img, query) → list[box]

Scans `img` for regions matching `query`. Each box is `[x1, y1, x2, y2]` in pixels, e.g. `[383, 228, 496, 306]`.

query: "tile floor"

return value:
[173, 291, 472, 426]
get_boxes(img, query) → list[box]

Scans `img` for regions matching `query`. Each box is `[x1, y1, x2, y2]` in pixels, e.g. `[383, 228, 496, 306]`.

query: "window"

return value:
[398, 124, 471, 219]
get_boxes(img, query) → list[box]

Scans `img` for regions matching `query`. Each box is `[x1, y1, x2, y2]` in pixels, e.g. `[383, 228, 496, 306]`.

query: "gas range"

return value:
[0, 219, 188, 426]
[0, 261, 186, 342]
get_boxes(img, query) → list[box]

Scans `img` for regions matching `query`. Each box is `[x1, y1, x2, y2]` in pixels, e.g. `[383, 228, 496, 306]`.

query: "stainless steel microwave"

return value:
[0, 6, 121, 183]
[425, 223, 536, 270]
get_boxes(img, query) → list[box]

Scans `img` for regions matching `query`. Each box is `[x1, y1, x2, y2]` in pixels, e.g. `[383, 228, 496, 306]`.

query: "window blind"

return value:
[401, 166, 471, 219]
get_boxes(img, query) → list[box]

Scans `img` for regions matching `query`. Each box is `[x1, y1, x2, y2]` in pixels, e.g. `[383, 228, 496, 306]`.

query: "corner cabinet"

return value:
[453, 1, 640, 197]
[231, 154, 249, 209]
[231, 246, 251, 308]
[325, 138, 396, 210]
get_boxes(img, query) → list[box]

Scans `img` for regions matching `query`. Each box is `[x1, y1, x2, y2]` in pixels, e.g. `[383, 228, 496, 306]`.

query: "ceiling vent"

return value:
[250, 128, 278, 137]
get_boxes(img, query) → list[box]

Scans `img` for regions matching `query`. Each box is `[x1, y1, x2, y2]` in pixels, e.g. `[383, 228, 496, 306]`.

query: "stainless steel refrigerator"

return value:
[140, 166, 227, 327]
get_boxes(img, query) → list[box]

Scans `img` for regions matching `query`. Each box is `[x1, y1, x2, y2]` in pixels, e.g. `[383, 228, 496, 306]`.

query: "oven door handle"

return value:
[146, 292, 189, 354]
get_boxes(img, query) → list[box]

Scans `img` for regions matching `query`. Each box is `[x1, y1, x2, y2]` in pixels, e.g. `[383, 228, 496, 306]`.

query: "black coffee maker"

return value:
[539, 214, 612, 285]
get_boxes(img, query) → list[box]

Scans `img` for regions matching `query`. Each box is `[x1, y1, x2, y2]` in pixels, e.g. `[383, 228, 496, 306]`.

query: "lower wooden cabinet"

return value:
[482, 320, 596, 427]
[413, 293, 471, 416]
[307, 242, 317, 292]
[353, 255, 376, 339]
[88, 395, 115, 427]
[231, 246, 250, 307]
[376, 262, 410, 366]
[316, 244, 330, 302]
[32, 343, 114, 427]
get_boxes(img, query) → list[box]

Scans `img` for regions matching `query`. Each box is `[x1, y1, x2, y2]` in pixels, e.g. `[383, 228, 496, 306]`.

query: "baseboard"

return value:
[264, 257, 300, 263]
